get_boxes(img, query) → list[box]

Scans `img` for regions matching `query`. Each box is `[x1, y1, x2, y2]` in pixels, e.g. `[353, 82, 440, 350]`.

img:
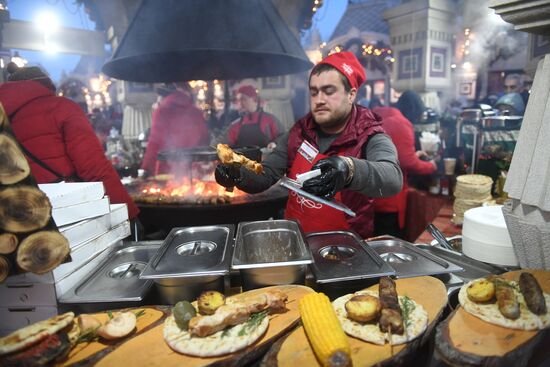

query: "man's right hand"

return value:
[215, 164, 242, 188]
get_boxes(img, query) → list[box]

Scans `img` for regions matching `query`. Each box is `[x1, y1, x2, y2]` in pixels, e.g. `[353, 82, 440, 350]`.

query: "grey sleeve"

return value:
[235, 132, 290, 193]
[347, 133, 403, 197]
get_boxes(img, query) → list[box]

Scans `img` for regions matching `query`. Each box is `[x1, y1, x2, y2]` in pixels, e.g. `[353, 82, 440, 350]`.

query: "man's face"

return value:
[309, 70, 356, 133]
[237, 93, 257, 114]
[504, 80, 519, 93]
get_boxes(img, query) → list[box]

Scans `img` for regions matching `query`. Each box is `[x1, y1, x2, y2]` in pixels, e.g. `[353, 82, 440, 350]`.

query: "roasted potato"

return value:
[345, 294, 381, 323]
[197, 291, 226, 315]
[467, 279, 496, 303]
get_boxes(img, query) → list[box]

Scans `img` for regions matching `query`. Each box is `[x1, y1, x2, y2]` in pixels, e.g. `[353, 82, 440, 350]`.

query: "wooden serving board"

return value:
[58, 285, 313, 367]
[264, 276, 448, 367]
[435, 269, 550, 367]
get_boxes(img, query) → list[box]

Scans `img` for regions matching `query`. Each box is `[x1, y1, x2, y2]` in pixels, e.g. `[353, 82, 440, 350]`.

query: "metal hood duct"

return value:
[102, 0, 313, 82]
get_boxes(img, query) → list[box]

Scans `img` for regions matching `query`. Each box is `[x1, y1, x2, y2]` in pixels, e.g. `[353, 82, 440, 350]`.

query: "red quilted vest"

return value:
[287, 105, 385, 238]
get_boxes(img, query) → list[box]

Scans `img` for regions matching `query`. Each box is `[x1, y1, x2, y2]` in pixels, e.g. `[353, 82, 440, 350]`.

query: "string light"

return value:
[325, 42, 394, 62]
[461, 27, 473, 67]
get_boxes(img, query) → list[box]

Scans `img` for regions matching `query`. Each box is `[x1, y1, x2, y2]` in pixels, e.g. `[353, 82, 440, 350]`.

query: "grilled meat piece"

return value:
[494, 278, 520, 320]
[188, 290, 287, 337]
[519, 272, 547, 315]
[0, 332, 70, 367]
[378, 277, 404, 335]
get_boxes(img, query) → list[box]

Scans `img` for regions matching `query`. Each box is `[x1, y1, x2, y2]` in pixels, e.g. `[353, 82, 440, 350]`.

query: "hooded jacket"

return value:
[0, 80, 140, 219]
[141, 90, 209, 173]
[372, 107, 436, 228]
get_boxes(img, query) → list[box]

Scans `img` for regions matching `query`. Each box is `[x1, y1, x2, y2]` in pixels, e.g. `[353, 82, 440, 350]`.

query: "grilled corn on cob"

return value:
[299, 292, 352, 367]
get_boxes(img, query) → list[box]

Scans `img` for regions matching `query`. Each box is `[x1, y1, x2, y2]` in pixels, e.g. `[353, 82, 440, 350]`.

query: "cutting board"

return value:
[58, 285, 313, 367]
[263, 276, 448, 367]
[435, 269, 550, 367]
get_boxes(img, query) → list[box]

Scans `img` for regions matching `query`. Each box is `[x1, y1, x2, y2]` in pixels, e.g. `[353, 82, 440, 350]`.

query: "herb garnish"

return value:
[238, 310, 268, 337]
[400, 295, 415, 329]
[134, 309, 146, 319]
[75, 326, 100, 344]
[107, 311, 114, 320]
[221, 329, 230, 338]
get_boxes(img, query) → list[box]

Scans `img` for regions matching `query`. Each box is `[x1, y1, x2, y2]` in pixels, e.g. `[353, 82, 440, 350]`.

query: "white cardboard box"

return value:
[52, 196, 111, 227]
[38, 182, 105, 208]
[60, 204, 129, 248]
[53, 221, 131, 282]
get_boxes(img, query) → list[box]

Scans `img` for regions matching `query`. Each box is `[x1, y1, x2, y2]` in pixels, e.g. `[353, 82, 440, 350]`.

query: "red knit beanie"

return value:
[316, 51, 366, 90]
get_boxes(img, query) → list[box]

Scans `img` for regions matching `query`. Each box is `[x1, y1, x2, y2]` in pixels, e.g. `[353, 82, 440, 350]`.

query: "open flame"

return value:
[140, 178, 246, 199]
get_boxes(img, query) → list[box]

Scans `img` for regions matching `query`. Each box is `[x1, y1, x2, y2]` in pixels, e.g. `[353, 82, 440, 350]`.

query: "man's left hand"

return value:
[302, 156, 350, 200]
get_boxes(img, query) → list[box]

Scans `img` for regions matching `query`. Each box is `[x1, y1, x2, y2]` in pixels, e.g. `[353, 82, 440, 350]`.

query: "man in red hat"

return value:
[226, 85, 282, 147]
[215, 52, 402, 238]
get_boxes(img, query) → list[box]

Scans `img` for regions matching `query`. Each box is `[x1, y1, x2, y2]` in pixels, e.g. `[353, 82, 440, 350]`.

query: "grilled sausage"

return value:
[519, 272, 547, 315]
[494, 278, 520, 320]
[378, 277, 404, 335]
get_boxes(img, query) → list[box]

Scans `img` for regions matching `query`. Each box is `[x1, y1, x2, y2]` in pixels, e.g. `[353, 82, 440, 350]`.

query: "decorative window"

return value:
[430, 47, 447, 78]
[398, 47, 422, 79]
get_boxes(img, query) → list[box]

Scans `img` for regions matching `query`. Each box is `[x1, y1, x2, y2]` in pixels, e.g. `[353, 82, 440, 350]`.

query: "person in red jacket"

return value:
[0, 64, 140, 220]
[372, 106, 437, 237]
[226, 85, 281, 147]
[141, 83, 209, 174]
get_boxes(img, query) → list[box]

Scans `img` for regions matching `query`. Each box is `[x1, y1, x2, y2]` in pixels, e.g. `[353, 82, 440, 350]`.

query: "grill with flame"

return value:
[132, 177, 248, 205]
[128, 147, 288, 233]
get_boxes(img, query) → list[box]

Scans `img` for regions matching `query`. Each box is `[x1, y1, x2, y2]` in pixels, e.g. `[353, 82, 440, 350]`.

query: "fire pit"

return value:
[128, 146, 288, 234]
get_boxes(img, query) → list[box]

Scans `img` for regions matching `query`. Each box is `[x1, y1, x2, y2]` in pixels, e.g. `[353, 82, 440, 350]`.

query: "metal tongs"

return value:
[426, 223, 455, 251]
[279, 174, 356, 217]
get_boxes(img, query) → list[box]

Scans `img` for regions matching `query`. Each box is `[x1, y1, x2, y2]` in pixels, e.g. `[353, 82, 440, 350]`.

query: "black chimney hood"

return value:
[102, 0, 313, 82]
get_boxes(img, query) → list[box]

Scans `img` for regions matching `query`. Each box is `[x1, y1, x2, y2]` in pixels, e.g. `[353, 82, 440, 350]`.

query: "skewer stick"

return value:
[389, 325, 394, 357]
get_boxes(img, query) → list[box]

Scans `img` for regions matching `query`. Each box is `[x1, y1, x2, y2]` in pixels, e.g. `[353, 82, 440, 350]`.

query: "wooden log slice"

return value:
[0, 186, 52, 233]
[0, 103, 8, 131]
[435, 269, 550, 367]
[0, 134, 30, 185]
[265, 276, 448, 367]
[0, 233, 18, 254]
[16, 231, 69, 274]
[59, 285, 313, 367]
[0, 255, 10, 283]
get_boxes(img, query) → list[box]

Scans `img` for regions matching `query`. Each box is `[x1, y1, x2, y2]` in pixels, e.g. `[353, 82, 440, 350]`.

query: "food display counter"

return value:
[1, 220, 549, 367]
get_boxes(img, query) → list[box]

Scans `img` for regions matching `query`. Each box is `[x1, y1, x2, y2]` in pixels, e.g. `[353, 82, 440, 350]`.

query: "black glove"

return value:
[215, 163, 242, 188]
[302, 156, 350, 200]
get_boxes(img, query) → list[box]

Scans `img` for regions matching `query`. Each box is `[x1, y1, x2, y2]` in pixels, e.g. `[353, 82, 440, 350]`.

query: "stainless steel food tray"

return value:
[59, 241, 161, 303]
[232, 219, 312, 269]
[368, 239, 463, 278]
[307, 231, 395, 284]
[416, 244, 505, 282]
[140, 225, 234, 279]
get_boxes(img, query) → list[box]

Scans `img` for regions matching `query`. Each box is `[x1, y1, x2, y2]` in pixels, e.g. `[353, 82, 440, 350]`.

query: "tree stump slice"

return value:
[0, 133, 30, 185]
[16, 231, 69, 274]
[59, 285, 314, 367]
[0, 232, 18, 254]
[435, 269, 550, 367]
[265, 276, 448, 367]
[0, 186, 52, 233]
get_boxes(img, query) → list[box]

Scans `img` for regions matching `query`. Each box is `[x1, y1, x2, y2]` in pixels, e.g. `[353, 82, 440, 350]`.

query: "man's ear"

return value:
[348, 88, 358, 104]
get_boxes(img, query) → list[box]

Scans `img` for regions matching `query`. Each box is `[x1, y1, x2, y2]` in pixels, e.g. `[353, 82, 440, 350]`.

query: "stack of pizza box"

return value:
[0, 182, 131, 336]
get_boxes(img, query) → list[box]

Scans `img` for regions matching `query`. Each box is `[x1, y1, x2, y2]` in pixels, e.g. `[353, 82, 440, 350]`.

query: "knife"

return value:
[279, 176, 356, 217]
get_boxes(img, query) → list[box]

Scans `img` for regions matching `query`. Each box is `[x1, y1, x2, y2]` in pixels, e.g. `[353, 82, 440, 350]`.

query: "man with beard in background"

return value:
[215, 52, 402, 238]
